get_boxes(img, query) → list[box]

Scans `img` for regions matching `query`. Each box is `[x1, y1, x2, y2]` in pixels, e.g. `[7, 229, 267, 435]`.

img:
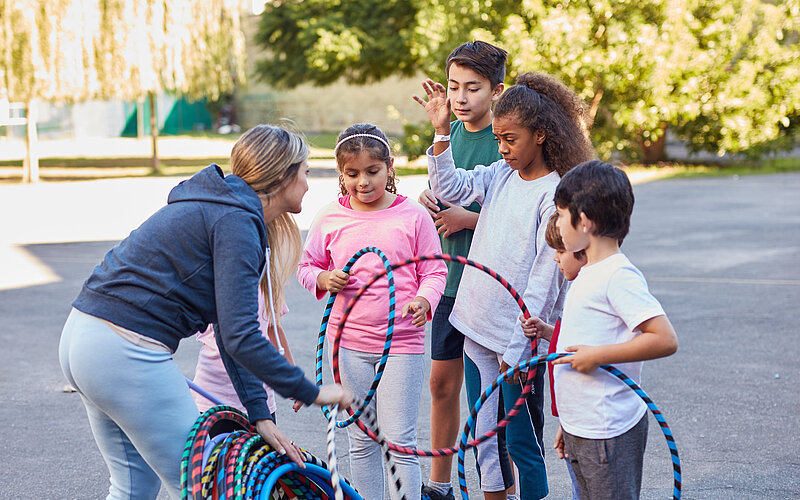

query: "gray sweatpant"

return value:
[334, 346, 424, 500]
[563, 414, 648, 500]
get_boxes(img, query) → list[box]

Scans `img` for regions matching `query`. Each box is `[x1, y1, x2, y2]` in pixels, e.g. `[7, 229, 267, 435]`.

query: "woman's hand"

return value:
[401, 297, 431, 327]
[317, 269, 353, 293]
[254, 419, 305, 467]
[314, 384, 353, 408]
[413, 79, 452, 134]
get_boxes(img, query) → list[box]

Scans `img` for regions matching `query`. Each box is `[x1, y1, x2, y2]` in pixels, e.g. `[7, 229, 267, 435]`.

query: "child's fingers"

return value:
[412, 95, 427, 107]
[412, 308, 427, 326]
[422, 79, 435, 96]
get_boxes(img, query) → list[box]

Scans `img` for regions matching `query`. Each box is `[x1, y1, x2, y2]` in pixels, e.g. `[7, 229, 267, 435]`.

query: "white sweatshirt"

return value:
[427, 145, 567, 366]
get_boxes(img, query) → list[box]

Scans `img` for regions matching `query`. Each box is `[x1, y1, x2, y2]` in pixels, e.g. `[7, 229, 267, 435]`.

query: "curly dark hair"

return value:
[334, 123, 397, 196]
[494, 72, 595, 176]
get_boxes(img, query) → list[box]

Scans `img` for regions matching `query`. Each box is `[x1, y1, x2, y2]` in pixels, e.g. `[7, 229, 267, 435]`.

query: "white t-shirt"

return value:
[554, 253, 665, 439]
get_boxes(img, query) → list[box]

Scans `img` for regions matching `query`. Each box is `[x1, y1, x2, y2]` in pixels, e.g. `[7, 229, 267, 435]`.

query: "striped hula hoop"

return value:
[324, 249, 680, 499]
[315, 246, 396, 428]
[323, 251, 539, 457]
[455, 353, 682, 500]
[180, 405, 364, 499]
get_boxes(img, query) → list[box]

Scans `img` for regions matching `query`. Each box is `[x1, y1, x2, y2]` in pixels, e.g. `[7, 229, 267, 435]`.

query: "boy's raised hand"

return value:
[413, 79, 452, 133]
[401, 296, 431, 327]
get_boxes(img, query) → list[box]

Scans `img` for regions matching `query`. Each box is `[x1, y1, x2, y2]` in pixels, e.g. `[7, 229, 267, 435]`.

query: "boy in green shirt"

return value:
[417, 41, 508, 500]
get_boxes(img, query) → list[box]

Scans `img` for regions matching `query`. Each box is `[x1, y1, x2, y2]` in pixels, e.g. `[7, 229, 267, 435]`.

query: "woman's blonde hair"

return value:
[231, 125, 309, 325]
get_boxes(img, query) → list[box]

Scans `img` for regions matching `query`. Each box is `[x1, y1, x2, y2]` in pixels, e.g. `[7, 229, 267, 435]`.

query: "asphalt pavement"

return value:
[1, 172, 798, 499]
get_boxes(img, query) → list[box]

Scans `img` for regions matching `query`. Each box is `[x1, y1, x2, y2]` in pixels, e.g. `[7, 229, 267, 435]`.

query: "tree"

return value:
[94, 0, 247, 173]
[253, 0, 800, 161]
[1, 0, 102, 182]
[502, 0, 800, 160]
[254, 0, 517, 88]
[1, 0, 246, 180]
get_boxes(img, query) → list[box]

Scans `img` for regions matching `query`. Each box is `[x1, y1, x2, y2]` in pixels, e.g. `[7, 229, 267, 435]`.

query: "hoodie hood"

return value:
[168, 164, 265, 222]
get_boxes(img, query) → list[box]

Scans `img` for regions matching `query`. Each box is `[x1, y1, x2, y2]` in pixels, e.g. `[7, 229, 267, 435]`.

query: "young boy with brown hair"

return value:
[550, 160, 678, 499]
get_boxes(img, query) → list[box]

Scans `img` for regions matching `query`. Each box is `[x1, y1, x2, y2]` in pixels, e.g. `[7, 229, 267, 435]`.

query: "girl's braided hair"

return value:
[494, 72, 595, 176]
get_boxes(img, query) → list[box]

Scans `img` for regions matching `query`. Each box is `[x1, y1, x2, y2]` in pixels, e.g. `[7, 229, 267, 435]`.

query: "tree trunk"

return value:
[149, 92, 160, 174]
[22, 100, 39, 184]
[640, 124, 668, 164]
[137, 96, 145, 138]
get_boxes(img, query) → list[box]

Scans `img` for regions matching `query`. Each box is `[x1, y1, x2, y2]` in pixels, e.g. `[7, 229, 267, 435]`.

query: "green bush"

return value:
[400, 121, 435, 160]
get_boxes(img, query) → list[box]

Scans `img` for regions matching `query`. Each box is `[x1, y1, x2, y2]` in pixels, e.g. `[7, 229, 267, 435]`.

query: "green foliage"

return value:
[254, 0, 517, 87]
[672, 0, 800, 156]
[399, 120, 435, 160]
[255, 0, 421, 87]
[252, 0, 800, 161]
[501, 0, 800, 160]
[0, 0, 247, 103]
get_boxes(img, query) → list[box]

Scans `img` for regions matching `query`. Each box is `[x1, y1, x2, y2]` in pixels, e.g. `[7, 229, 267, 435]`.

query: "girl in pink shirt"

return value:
[192, 289, 293, 415]
[297, 123, 447, 500]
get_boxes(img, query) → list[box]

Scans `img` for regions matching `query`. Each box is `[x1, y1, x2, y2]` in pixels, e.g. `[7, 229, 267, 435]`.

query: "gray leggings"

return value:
[334, 346, 424, 500]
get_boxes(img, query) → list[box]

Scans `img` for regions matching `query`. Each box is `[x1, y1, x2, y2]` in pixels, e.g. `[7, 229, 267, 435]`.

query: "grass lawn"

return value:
[1, 132, 797, 183]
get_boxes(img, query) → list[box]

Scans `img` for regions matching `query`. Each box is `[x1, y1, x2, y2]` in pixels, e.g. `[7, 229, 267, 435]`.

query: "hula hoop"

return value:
[181, 406, 365, 500]
[320, 252, 538, 456]
[314, 246, 396, 428]
[321, 249, 680, 500]
[455, 353, 682, 500]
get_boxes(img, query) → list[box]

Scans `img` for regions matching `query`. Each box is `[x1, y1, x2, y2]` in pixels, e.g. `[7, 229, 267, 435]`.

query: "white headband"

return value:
[333, 133, 392, 157]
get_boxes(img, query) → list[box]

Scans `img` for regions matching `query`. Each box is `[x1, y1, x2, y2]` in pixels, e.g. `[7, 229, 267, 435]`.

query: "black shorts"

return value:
[430, 295, 465, 361]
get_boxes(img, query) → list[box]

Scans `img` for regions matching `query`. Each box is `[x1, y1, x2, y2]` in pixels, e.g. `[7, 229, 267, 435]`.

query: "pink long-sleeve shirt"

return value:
[297, 197, 447, 354]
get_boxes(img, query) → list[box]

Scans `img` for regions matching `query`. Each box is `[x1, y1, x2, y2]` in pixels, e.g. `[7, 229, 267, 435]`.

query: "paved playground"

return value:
[1, 171, 798, 499]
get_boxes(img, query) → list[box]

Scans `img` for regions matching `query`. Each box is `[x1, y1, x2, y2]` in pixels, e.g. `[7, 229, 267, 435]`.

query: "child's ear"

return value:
[491, 83, 504, 101]
[578, 212, 594, 234]
[536, 131, 545, 145]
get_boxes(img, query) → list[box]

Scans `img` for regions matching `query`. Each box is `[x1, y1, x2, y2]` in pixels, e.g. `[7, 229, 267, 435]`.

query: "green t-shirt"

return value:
[438, 120, 502, 297]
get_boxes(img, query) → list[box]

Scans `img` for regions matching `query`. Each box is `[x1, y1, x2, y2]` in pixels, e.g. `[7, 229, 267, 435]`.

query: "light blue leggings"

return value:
[59, 309, 199, 500]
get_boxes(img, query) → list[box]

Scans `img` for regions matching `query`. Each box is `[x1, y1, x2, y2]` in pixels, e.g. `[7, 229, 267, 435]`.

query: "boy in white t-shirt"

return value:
[550, 160, 678, 500]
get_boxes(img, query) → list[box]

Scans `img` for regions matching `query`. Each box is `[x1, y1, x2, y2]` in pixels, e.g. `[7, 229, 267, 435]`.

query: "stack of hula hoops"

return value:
[180, 404, 363, 500]
[181, 248, 682, 500]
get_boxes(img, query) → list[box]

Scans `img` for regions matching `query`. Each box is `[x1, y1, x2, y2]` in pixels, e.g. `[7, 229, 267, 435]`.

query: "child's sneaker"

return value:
[421, 484, 455, 500]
